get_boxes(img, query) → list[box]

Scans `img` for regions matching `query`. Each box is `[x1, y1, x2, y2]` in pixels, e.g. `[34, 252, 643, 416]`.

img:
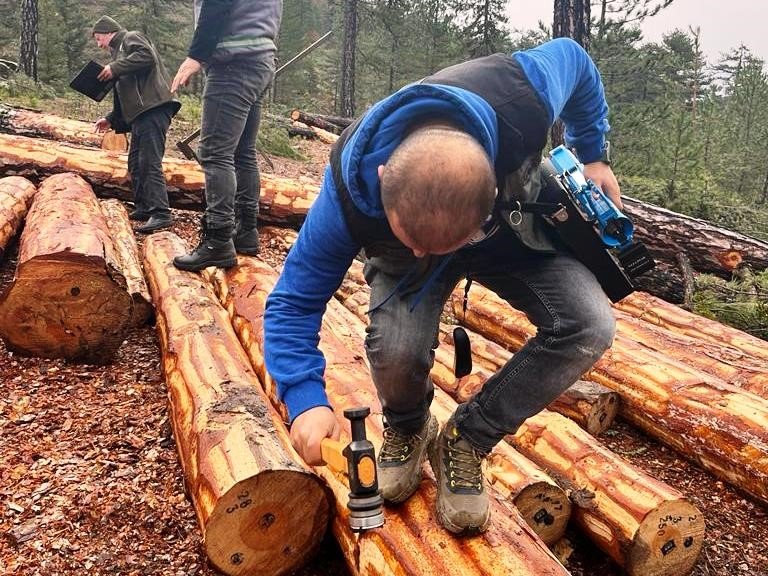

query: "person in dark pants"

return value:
[264, 38, 618, 535]
[170, 0, 283, 271]
[92, 16, 180, 234]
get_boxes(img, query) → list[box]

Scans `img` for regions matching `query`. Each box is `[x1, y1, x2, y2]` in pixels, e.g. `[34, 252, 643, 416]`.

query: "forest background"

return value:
[1, 0, 767, 336]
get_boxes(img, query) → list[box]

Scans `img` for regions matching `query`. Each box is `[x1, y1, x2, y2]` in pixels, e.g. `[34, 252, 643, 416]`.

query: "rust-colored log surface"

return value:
[623, 196, 768, 276]
[0, 133, 318, 222]
[0, 175, 36, 257]
[289, 110, 343, 134]
[291, 120, 340, 144]
[99, 199, 152, 326]
[0, 104, 127, 150]
[208, 257, 570, 576]
[452, 283, 768, 506]
[618, 290, 768, 362]
[142, 233, 331, 576]
[0, 173, 132, 363]
[429, 337, 705, 576]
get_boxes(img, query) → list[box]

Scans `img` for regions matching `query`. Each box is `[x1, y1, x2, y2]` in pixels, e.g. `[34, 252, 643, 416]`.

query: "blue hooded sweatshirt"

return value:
[264, 38, 610, 422]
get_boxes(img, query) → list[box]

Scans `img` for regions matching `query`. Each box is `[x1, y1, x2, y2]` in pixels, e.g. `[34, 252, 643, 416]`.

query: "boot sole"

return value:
[173, 257, 237, 272]
[382, 415, 438, 504]
[428, 430, 491, 535]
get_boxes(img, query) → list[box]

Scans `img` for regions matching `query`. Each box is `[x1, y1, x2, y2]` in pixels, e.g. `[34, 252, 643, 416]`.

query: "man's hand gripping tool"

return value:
[320, 407, 385, 532]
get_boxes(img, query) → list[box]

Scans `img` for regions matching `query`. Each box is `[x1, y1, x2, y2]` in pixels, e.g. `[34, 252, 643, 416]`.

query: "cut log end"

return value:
[584, 391, 620, 436]
[205, 471, 330, 576]
[627, 499, 705, 576]
[0, 260, 133, 363]
[513, 482, 572, 546]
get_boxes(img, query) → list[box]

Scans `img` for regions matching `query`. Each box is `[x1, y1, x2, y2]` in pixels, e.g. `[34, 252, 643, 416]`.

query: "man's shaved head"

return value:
[380, 123, 496, 256]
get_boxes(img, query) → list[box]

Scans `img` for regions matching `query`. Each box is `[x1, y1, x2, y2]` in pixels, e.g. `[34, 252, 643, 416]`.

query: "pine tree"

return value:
[453, 0, 510, 58]
[19, 0, 39, 81]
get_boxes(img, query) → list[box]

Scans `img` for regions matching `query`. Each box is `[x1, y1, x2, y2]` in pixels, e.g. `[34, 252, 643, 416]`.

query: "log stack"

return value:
[206, 257, 571, 576]
[142, 233, 332, 576]
[0, 173, 132, 363]
[450, 283, 768, 506]
[0, 175, 36, 257]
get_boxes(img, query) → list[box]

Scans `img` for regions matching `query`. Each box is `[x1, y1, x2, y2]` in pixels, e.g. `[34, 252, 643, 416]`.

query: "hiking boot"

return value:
[233, 210, 259, 255]
[429, 419, 490, 534]
[135, 214, 173, 234]
[128, 210, 149, 221]
[173, 219, 237, 271]
[378, 414, 438, 504]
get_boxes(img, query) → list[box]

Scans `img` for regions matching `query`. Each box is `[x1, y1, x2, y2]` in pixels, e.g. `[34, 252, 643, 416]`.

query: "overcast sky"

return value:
[505, 0, 765, 65]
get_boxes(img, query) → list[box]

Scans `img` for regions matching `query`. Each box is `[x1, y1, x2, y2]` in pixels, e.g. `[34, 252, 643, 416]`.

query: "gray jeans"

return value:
[199, 55, 275, 230]
[364, 226, 616, 453]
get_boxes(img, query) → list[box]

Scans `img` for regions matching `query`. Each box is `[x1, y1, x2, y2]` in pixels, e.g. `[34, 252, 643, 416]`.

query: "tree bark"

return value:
[0, 176, 36, 258]
[205, 257, 571, 576]
[340, 0, 358, 117]
[142, 233, 331, 576]
[617, 290, 768, 362]
[99, 199, 153, 326]
[451, 282, 768, 506]
[623, 196, 768, 277]
[19, 0, 38, 81]
[0, 104, 127, 151]
[289, 110, 343, 134]
[0, 173, 132, 364]
[0, 134, 318, 223]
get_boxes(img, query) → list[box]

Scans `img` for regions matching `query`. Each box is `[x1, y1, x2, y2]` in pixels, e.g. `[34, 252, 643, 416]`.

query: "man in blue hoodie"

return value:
[264, 38, 618, 534]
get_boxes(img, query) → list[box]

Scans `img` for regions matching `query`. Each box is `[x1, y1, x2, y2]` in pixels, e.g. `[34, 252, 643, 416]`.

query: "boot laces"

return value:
[380, 426, 419, 462]
[446, 436, 483, 491]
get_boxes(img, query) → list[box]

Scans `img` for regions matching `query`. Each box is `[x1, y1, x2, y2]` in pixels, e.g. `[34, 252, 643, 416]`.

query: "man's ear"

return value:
[377, 165, 385, 181]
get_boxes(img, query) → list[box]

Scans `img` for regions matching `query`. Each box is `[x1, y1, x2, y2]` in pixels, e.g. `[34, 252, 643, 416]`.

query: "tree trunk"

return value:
[205, 257, 571, 576]
[141, 233, 332, 576]
[99, 199, 153, 326]
[0, 104, 127, 150]
[0, 176, 36, 258]
[623, 196, 768, 276]
[340, 0, 358, 118]
[0, 134, 318, 223]
[19, 0, 38, 81]
[0, 173, 132, 364]
[451, 282, 768, 506]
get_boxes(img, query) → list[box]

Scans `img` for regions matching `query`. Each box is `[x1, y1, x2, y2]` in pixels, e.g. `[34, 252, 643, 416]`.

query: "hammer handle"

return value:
[320, 438, 348, 475]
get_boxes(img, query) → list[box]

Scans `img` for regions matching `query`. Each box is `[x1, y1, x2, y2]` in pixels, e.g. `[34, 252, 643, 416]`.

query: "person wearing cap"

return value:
[92, 16, 181, 234]
[263, 38, 618, 535]
[170, 0, 283, 271]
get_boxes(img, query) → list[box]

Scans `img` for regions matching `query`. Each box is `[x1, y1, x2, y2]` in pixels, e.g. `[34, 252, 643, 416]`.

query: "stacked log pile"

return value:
[0, 133, 318, 221]
[142, 233, 332, 576]
[0, 175, 36, 257]
[0, 173, 133, 363]
[0, 104, 128, 151]
[450, 282, 768, 506]
[206, 256, 571, 576]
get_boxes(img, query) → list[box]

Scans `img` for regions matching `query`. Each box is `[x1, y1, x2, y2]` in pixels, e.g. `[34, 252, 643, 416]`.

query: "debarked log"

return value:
[207, 257, 571, 576]
[617, 290, 768, 363]
[0, 173, 132, 363]
[451, 282, 768, 506]
[428, 344, 704, 576]
[0, 104, 128, 151]
[0, 133, 318, 223]
[99, 199, 152, 326]
[142, 233, 331, 576]
[0, 175, 36, 257]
